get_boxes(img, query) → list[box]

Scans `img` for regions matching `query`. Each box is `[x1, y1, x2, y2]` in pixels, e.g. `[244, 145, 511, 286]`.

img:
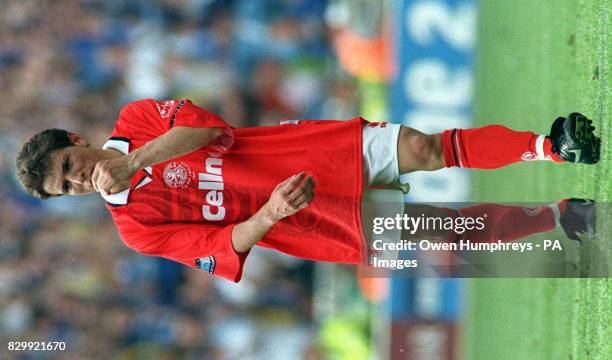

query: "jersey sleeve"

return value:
[122, 221, 249, 282]
[111, 99, 235, 153]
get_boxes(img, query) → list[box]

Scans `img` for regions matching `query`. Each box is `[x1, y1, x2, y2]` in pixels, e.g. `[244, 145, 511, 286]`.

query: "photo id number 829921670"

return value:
[7, 341, 66, 351]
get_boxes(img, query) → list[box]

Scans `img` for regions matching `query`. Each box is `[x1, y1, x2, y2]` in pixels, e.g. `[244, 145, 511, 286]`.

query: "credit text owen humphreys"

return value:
[367, 213, 550, 270]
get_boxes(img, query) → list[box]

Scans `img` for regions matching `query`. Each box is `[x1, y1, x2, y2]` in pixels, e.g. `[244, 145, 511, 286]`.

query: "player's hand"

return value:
[265, 172, 316, 222]
[92, 155, 138, 196]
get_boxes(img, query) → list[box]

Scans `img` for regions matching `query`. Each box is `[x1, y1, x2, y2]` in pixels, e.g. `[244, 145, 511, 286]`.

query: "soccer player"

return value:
[16, 99, 600, 281]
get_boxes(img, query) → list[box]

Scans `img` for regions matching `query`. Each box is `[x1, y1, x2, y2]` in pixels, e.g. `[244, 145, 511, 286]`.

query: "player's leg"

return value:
[401, 202, 560, 244]
[453, 198, 595, 243]
[397, 112, 601, 174]
[402, 199, 595, 244]
[396, 127, 445, 172]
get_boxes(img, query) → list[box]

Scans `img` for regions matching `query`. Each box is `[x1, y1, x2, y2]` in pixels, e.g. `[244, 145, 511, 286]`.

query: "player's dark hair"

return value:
[15, 129, 73, 199]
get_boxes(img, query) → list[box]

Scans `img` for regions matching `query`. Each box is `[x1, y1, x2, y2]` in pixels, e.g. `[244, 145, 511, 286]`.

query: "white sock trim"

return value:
[548, 202, 561, 227]
[535, 135, 547, 160]
[454, 131, 464, 167]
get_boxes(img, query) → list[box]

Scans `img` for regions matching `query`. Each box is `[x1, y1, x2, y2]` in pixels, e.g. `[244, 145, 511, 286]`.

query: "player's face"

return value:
[42, 135, 108, 196]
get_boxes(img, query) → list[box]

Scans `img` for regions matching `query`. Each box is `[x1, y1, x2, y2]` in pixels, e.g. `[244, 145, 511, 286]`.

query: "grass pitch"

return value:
[466, 1, 610, 359]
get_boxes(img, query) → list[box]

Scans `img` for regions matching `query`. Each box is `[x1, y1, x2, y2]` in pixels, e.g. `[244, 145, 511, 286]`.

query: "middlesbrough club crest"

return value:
[520, 151, 537, 161]
[155, 100, 175, 120]
[523, 206, 543, 216]
[163, 162, 193, 189]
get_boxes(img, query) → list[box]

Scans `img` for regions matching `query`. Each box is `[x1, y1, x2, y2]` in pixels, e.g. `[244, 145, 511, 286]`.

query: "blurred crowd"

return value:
[0, 0, 362, 358]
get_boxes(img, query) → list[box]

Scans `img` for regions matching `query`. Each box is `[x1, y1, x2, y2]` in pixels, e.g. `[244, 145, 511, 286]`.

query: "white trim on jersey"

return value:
[103, 138, 130, 154]
[101, 138, 153, 205]
[134, 176, 153, 190]
[101, 139, 131, 205]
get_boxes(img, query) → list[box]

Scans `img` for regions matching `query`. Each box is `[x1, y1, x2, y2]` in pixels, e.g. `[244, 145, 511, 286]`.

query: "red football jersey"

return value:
[103, 99, 366, 282]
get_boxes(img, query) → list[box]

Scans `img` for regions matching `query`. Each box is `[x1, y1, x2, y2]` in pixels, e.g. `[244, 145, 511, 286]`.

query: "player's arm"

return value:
[127, 126, 222, 171]
[93, 126, 222, 195]
[232, 172, 315, 253]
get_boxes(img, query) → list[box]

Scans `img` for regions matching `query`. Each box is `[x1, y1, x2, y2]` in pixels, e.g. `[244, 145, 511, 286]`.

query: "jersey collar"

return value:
[100, 137, 155, 206]
[101, 137, 131, 206]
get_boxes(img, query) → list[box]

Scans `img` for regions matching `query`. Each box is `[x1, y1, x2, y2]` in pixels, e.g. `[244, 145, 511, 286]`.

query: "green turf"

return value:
[466, 0, 610, 359]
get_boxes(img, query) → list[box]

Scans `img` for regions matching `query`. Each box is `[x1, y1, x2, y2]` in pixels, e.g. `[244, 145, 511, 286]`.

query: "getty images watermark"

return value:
[360, 202, 609, 278]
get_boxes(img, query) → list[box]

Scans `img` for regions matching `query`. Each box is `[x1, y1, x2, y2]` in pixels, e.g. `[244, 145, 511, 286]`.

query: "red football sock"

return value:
[442, 125, 564, 169]
[451, 202, 560, 243]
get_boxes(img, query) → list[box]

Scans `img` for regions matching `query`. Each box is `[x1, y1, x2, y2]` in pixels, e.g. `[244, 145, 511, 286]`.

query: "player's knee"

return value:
[400, 129, 442, 170]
